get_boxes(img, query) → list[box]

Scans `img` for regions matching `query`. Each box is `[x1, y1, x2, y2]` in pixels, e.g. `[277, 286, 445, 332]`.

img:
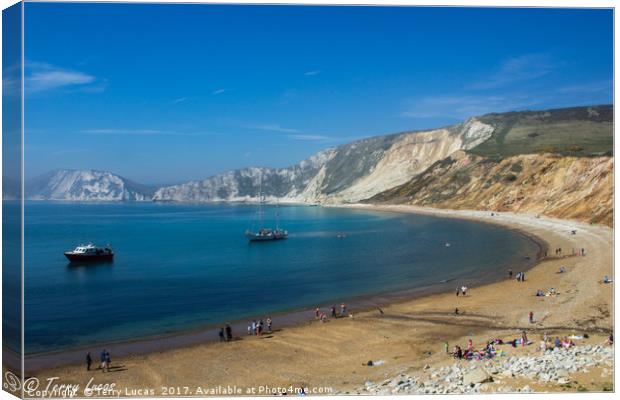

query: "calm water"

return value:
[22, 202, 539, 354]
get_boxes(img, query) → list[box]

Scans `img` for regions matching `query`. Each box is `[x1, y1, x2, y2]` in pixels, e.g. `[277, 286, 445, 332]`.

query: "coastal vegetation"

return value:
[470, 105, 613, 159]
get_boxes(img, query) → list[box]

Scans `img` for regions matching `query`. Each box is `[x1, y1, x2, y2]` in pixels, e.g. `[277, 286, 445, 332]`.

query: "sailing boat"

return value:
[245, 172, 288, 242]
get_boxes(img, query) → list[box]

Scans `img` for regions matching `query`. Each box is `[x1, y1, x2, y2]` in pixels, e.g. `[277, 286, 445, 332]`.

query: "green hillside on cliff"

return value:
[469, 105, 613, 159]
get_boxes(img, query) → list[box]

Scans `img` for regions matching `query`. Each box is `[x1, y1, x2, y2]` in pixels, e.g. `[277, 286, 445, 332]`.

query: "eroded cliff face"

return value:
[321, 119, 493, 203]
[370, 151, 613, 226]
[153, 118, 494, 203]
[26, 170, 153, 201]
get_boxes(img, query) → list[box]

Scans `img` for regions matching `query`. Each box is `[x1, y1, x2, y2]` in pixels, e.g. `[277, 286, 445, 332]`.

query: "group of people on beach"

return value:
[449, 331, 535, 361]
[246, 317, 272, 336]
[539, 335, 576, 351]
[85, 349, 111, 372]
[315, 303, 348, 322]
[449, 338, 504, 361]
[553, 247, 586, 257]
[455, 286, 468, 297]
[218, 303, 352, 344]
[448, 330, 613, 364]
[508, 269, 526, 281]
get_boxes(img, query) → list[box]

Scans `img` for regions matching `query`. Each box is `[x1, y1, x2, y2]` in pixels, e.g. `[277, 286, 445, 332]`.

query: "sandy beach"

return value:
[19, 205, 614, 395]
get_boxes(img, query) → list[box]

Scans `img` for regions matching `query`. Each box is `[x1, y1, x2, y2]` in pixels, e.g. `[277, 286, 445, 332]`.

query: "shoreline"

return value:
[14, 205, 613, 394]
[20, 204, 546, 372]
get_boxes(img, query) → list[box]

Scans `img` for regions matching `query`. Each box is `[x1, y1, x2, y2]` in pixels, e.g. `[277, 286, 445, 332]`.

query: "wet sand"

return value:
[10, 205, 614, 395]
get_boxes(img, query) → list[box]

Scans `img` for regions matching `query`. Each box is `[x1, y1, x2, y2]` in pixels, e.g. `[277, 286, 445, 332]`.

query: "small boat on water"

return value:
[246, 228, 288, 241]
[245, 172, 288, 242]
[64, 243, 114, 262]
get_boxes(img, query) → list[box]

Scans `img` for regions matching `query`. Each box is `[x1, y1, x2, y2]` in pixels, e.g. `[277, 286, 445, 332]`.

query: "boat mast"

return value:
[258, 170, 263, 228]
[275, 198, 280, 230]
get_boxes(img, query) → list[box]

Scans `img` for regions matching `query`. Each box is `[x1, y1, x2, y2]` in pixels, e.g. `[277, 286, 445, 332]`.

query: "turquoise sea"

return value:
[20, 202, 540, 354]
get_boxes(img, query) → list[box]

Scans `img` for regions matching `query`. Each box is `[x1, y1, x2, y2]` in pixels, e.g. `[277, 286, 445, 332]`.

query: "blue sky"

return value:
[23, 4, 613, 184]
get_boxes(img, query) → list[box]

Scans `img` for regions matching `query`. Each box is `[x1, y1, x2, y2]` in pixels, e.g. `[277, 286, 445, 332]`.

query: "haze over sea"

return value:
[22, 202, 540, 354]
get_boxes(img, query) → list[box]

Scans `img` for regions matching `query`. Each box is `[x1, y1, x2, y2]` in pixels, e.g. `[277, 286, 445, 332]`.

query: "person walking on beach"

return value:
[251, 320, 257, 335]
[522, 331, 528, 347]
[529, 311, 534, 323]
[456, 287, 460, 297]
[219, 327, 225, 341]
[315, 308, 321, 319]
[341, 303, 347, 317]
[331, 305, 337, 318]
[257, 319, 264, 336]
[508, 269, 513, 279]
[100, 349, 107, 372]
[225, 324, 232, 342]
[86, 352, 92, 371]
[461, 286, 467, 296]
[266, 317, 272, 333]
[105, 351, 111, 370]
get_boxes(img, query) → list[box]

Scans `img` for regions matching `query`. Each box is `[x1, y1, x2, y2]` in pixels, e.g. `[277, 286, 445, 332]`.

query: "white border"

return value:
[0, 2, 616, 400]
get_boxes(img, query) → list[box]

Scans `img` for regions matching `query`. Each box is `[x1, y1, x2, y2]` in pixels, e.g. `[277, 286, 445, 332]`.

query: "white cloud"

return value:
[400, 94, 541, 119]
[25, 62, 97, 93]
[250, 123, 301, 134]
[242, 122, 335, 142]
[173, 97, 188, 104]
[468, 53, 555, 90]
[556, 80, 612, 94]
[287, 134, 332, 141]
[277, 88, 298, 105]
[212, 88, 227, 95]
[81, 129, 220, 137]
[304, 70, 321, 76]
[398, 54, 612, 120]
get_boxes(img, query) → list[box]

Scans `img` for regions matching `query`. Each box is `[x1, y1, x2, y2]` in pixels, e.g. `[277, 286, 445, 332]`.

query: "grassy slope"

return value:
[470, 105, 613, 159]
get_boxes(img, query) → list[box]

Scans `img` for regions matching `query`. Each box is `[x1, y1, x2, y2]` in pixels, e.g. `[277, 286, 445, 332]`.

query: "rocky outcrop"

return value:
[369, 152, 613, 226]
[26, 169, 154, 201]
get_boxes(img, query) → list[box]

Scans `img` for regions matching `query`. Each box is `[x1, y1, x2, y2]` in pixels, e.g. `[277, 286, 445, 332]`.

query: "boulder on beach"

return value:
[462, 368, 493, 386]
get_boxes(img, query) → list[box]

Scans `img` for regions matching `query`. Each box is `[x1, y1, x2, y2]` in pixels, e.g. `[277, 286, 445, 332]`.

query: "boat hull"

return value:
[64, 252, 114, 262]
[246, 233, 288, 242]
